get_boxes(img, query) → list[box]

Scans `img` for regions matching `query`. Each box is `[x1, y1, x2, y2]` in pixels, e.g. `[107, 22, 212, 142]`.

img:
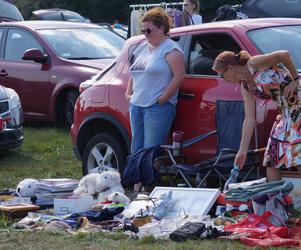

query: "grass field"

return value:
[0, 126, 82, 189]
[0, 127, 293, 250]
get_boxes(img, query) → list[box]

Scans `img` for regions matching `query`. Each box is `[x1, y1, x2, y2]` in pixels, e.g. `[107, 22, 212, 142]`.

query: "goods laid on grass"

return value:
[0, 174, 301, 248]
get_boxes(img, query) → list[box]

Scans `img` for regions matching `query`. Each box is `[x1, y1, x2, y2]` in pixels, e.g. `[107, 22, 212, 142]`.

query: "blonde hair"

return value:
[142, 7, 172, 35]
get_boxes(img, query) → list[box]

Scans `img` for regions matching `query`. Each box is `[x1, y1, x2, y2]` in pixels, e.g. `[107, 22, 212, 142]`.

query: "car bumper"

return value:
[0, 126, 23, 150]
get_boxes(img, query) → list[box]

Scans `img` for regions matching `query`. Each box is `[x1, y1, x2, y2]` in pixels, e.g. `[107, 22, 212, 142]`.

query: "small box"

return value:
[133, 215, 152, 227]
[54, 195, 97, 215]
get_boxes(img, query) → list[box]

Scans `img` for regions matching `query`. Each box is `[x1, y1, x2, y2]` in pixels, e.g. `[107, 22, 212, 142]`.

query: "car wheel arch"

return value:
[77, 112, 131, 159]
[54, 87, 79, 126]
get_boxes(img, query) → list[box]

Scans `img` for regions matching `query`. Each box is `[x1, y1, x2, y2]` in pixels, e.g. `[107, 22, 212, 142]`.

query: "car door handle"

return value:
[0, 70, 8, 77]
[178, 92, 195, 100]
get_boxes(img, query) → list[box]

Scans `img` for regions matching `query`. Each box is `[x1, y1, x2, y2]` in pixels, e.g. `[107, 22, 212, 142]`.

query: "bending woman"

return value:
[213, 50, 301, 181]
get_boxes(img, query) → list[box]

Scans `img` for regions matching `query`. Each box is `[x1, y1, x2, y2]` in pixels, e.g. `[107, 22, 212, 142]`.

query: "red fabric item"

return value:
[216, 193, 251, 207]
[224, 212, 289, 238]
[225, 212, 273, 229]
[223, 213, 301, 248]
[240, 233, 299, 248]
[290, 226, 301, 241]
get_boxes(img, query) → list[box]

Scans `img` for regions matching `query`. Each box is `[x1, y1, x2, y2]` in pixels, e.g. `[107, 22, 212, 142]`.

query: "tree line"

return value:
[14, 0, 243, 24]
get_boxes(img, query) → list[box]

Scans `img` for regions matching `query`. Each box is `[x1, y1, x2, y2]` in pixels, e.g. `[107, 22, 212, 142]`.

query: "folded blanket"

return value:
[225, 180, 294, 202]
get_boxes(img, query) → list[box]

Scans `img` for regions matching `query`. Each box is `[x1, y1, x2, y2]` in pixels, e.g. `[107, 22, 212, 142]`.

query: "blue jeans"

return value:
[129, 102, 176, 153]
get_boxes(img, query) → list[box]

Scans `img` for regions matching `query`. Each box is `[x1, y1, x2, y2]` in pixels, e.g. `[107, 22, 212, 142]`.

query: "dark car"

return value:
[0, 85, 23, 150]
[32, 9, 90, 23]
[240, 0, 301, 18]
[0, 0, 23, 22]
[71, 18, 301, 176]
[0, 21, 125, 126]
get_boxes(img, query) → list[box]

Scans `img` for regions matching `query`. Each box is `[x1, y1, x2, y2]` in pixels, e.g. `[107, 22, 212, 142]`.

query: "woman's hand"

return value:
[125, 92, 131, 102]
[234, 150, 247, 169]
[158, 95, 168, 104]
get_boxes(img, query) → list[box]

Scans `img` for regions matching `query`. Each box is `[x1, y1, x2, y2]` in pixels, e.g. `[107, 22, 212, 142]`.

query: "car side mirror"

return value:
[22, 48, 48, 63]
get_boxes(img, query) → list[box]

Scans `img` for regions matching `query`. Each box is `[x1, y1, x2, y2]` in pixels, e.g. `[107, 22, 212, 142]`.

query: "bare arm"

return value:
[158, 49, 185, 104]
[249, 50, 299, 97]
[234, 86, 256, 169]
[248, 50, 298, 78]
[125, 77, 133, 102]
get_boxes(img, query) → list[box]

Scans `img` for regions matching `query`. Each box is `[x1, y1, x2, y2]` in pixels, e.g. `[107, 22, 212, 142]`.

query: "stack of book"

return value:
[34, 178, 79, 207]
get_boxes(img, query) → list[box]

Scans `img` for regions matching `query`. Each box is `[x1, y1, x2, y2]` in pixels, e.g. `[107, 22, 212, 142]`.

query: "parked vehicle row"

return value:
[0, 21, 125, 127]
[71, 18, 301, 175]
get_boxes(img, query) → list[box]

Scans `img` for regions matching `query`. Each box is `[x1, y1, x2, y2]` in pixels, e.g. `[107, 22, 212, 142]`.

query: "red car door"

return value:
[172, 30, 247, 164]
[0, 27, 52, 121]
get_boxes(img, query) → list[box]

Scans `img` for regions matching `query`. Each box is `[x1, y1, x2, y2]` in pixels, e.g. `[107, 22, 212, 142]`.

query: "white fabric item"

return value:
[130, 10, 144, 37]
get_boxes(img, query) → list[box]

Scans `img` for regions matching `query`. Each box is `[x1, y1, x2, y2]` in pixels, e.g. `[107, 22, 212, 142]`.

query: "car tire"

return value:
[65, 90, 79, 128]
[82, 133, 126, 175]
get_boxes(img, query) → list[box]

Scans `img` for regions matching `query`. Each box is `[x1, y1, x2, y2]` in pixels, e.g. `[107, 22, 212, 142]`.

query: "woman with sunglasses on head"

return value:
[184, 0, 202, 25]
[212, 50, 301, 182]
[125, 7, 185, 191]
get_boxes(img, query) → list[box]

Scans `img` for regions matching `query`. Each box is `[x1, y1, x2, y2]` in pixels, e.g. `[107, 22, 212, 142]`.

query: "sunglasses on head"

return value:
[141, 28, 153, 34]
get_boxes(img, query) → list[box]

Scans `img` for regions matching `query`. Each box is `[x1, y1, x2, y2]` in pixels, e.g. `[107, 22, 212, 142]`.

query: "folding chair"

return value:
[161, 100, 265, 189]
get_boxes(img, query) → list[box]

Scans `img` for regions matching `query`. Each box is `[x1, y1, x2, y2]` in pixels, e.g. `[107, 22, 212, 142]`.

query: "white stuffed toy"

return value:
[16, 178, 39, 197]
[73, 173, 101, 198]
[107, 192, 130, 205]
[95, 171, 125, 201]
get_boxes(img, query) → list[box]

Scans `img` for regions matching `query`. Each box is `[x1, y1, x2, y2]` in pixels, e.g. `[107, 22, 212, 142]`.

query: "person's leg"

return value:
[129, 104, 144, 153]
[266, 167, 282, 182]
[143, 102, 176, 149]
[129, 104, 145, 192]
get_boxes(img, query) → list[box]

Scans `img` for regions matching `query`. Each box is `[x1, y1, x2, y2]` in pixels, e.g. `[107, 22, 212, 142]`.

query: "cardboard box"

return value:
[54, 195, 97, 215]
[0, 204, 40, 218]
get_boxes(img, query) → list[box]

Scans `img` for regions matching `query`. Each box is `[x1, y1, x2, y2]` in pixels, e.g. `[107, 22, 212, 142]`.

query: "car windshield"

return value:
[38, 27, 125, 59]
[248, 25, 301, 71]
[0, 0, 23, 21]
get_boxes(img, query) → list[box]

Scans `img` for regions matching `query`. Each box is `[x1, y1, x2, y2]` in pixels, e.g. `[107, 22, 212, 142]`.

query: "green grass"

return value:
[0, 126, 82, 189]
[0, 127, 296, 250]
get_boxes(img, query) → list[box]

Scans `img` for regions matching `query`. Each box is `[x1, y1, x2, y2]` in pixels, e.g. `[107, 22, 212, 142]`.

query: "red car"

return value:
[0, 21, 125, 126]
[71, 18, 301, 175]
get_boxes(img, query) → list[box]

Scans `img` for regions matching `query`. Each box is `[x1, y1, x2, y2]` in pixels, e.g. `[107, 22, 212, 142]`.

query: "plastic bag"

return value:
[252, 192, 292, 226]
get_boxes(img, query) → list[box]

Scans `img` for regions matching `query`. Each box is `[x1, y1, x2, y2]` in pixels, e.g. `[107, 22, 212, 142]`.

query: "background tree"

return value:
[14, 0, 243, 24]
